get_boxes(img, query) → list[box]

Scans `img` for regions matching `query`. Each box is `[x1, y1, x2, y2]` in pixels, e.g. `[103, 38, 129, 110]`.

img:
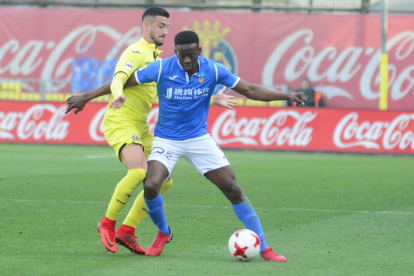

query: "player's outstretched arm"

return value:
[65, 81, 112, 116]
[212, 86, 237, 110]
[233, 79, 306, 106]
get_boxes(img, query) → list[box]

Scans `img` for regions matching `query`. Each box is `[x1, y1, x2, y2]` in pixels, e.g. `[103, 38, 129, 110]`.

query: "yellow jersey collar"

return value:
[140, 38, 163, 55]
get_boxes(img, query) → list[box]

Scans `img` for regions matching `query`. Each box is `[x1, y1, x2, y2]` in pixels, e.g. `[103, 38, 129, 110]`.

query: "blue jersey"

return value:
[135, 56, 240, 140]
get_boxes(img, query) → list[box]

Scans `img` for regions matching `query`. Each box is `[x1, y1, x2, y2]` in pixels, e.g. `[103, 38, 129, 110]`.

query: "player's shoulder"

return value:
[200, 57, 225, 70]
[118, 43, 142, 61]
[157, 55, 179, 69]
[199, 56, 213, 65]
[125, 40, 146, 53]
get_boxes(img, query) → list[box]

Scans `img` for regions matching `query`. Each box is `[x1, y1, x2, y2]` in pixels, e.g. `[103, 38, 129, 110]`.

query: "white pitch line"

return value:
[279, 208, 413, 215]
[0, 198, 412, 215]
[84, 154, 116, 159]
[0, 198, 107, 204]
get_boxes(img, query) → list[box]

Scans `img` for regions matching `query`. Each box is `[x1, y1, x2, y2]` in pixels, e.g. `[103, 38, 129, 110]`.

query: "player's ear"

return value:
[175, 48, 178, 55]
[198, 47, 202, 54]
[144, 20, 150, 31]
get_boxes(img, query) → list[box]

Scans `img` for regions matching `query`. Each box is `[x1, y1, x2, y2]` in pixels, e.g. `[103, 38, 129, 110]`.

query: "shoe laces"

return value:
[153, 231, 168, 246]
[124, 235, 138, 246]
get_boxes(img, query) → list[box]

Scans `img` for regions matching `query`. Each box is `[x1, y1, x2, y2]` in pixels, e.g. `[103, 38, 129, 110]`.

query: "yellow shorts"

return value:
[103, 108, 153, 159]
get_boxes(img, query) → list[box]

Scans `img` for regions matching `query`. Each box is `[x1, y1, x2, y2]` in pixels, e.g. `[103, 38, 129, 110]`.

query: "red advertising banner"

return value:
[1, 101, 413, 154]
[0, 8, 414, 110]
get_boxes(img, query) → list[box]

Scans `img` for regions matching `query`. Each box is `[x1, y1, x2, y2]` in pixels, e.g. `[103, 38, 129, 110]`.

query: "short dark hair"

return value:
[142, 7, 169, 23]
[174, 31, 199, 46]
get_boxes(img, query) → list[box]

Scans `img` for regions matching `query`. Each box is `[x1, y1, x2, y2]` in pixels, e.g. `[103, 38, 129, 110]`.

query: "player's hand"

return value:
[212, 86, 237, 110]
[65, 94, 87, 116]
[109, 95, 126, 110]
[290, 92, 306, 106]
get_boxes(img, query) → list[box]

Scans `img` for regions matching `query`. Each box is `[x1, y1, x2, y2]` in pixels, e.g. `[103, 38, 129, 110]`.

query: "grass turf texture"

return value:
[0, 143, 413, 276]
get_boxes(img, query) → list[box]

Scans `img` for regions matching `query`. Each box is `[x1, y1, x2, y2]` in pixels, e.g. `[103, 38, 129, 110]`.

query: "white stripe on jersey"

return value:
[134, 71, 141, 84]
[213, 63, 218, 82]
[230, 77, 241, 88]
[157, 60, 162, 83]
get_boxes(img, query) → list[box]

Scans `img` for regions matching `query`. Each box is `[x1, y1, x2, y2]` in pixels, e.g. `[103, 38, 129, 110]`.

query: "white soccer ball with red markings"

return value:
[228, 229, 261, 261]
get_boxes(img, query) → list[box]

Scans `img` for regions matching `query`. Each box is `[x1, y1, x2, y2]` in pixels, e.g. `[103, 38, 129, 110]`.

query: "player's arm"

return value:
[108, 47, 145, 109]
[110, 60, 160, 110]
[65, 82, 112, 116]
[232, 79, 306, 106]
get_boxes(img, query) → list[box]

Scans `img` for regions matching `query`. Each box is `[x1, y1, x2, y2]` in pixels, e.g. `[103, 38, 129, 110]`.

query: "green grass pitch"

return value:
[0, 144, 413, 276]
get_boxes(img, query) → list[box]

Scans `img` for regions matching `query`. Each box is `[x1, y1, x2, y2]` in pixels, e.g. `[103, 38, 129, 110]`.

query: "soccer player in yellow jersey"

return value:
[96, 7, 171, 254]
[66, 7, 236, 254]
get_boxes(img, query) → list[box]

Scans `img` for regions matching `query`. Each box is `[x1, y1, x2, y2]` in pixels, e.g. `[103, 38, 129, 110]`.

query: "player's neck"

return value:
[143, 35, 158, 48]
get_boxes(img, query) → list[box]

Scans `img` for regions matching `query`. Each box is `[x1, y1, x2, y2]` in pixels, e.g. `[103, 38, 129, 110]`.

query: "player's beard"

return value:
[150, 32, 164, 47]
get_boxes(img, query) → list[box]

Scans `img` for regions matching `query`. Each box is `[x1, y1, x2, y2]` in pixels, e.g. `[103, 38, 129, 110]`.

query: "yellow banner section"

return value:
[379, 53, 389, 110]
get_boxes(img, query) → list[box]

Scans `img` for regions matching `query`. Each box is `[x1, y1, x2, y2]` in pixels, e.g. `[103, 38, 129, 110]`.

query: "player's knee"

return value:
[143, 176, 162, 199]
[126, 159, 148, 171]
[121, 168, 147, 189]
[225, 183, 244, 204]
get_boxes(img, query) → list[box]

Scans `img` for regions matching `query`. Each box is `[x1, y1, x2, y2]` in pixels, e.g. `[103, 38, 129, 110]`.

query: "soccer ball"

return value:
[228, 229, 261, 261]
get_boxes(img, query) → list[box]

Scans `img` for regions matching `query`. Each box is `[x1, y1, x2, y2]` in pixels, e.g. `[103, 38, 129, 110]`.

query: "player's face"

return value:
[175, 43, 202, 74]
[148, 16, 170, 47]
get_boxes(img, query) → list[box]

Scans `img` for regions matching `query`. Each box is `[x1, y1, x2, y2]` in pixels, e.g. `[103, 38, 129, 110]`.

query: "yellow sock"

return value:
[123, 178, 173, 228]
[105, 168, 147, 221]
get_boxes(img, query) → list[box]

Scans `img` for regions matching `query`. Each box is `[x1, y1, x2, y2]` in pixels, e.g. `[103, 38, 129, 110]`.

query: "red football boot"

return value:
[261, 248, 287, 262]
[97, 217, 117, 253]
[146, 227, 173, 256]
[115, 225, 146, 255]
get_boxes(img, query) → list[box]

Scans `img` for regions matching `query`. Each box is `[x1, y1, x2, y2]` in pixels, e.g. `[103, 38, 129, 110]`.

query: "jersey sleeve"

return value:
[215, 62, 240, 89]
[113, 48, 142, 78]
[134, 59, 162, 84]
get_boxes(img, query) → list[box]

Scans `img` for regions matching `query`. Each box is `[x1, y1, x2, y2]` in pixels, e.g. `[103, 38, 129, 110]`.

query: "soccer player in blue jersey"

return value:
[110, 30, 305, 261]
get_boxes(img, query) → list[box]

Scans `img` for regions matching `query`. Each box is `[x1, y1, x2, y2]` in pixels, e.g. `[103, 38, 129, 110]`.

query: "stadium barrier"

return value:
[1, 101, 413, 154]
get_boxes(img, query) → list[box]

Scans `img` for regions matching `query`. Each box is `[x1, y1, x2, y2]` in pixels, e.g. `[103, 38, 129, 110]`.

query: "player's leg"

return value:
[115, 132, 173, 254]
[98, 143, 147, 253]
[98, 115, 147, 253]
[116, 179, 173, 255]
[143, 160, 173, 256]
[205, 167, 286, 262]
[121, 178, 172, 232]
[144, 137, 183, 256]
[186, 135, 286, 262]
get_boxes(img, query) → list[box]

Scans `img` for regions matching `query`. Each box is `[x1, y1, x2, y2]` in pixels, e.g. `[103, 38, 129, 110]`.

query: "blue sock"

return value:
[232, 197, 268, 253]
[144, 194, 169, 234]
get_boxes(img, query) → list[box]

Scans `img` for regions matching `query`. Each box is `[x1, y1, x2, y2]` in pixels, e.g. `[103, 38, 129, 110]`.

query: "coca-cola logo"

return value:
[0, 104, 69, 140]
[211, 110, 316, 147]
[0, 25, 141, 91]
[263, 29, 414, 103]
[333, 112, 414, 150]
[89, 107, 107, 141]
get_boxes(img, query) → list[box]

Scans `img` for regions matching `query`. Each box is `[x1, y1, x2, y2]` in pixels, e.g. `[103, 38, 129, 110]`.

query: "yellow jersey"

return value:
[106, 38, 162, 124]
